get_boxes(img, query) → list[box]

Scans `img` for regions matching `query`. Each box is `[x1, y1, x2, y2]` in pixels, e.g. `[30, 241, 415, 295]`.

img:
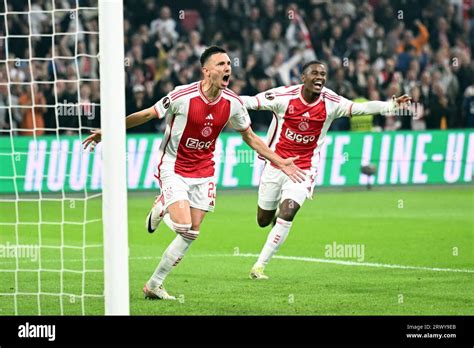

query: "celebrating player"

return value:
[242, 60, 411, 280]
[83, 46, 305, 299]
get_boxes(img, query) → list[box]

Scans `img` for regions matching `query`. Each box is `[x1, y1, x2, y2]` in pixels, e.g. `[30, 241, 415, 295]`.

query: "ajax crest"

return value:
[164, 187, 173, 200]
[201, 126, 212, 137]
[298, 122, 309, 131]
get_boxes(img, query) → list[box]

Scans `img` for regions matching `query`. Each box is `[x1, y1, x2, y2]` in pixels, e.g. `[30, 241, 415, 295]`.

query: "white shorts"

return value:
[158, 172, 217, 212]
[258, 164, 316, 211]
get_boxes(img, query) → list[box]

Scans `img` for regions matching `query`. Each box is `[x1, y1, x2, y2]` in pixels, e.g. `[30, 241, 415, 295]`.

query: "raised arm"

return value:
[350, 95, 412, 116]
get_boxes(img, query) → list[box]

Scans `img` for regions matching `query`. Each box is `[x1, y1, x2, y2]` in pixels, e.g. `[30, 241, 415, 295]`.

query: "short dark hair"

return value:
[301, 60, 326, 74]
[200, 46, 227, 66]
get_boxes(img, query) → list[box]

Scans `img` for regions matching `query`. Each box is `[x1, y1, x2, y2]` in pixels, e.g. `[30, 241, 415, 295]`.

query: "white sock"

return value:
[148, 234, 194, 289]
[256, 218, 292, 267]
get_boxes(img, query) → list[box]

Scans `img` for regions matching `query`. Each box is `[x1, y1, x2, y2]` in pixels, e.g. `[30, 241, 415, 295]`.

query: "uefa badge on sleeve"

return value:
[163, 97, 170, 109]
[265, 92, 275, 100]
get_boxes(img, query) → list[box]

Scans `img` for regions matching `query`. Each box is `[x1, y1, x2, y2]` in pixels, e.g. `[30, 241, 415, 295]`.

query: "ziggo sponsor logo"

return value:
[285, 129, 316, 144]
[185, 137, 215, 150]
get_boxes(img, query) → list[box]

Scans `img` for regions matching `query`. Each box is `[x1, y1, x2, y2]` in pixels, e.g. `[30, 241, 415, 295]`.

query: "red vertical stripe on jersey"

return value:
[156, 114, 177, 180]
[268, 112, 279, 148]
[258, 112, 279, 161]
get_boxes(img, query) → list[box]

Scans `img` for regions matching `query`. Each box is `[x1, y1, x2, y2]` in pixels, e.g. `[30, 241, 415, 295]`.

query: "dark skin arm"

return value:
[239, 127, 306, 183]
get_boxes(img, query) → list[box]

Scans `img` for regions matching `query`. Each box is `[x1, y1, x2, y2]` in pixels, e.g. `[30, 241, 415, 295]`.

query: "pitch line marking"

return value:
[0, 253, 473, 274]
[231, 253, 474, 274]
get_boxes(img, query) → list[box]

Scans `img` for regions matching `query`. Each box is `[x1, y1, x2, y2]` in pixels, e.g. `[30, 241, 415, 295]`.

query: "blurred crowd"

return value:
[122, 0, 474, 133]
[0, 0, 99, 135]
[1, 0, 473, 135]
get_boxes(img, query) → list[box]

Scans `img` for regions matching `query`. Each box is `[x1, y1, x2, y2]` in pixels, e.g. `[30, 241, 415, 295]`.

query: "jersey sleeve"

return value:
[229, 99, 251, 132]
[323, 89, 354, 119]
[152, 90, 180, 119]
[325, 90, 396, 119]
[241, 86, 293, 114]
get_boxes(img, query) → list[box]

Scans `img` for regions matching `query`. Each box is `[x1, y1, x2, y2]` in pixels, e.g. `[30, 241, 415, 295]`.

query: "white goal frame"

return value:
[98, 0, 129, 315]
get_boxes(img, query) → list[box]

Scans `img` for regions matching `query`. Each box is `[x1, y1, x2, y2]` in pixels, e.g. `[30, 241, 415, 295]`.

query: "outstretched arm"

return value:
[82, 106, 156, 150]
[125, 106, 156, 128]
[239, 127, 306, 183]
[350, 95, 412, 116]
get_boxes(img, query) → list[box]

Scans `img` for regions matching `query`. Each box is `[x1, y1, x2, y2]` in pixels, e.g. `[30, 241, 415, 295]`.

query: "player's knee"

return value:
[278, 209, 297, 222]
[172, 216, 192, 226]
[279, 200, 300, 221]
[257, 215, 272, 228]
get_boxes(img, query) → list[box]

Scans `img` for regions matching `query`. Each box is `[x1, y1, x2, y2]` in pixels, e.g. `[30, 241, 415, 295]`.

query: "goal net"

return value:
[0, 0, 128, 315]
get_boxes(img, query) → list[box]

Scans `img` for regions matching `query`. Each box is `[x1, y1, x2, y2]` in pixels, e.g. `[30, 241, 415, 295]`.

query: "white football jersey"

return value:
[153, 81, 251, 180]
[242, 85, 353, 171]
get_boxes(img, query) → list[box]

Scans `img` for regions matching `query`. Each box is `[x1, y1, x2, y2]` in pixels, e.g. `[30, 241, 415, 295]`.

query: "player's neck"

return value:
[200, 80, 222, 101]
[302, 87, 319, 104]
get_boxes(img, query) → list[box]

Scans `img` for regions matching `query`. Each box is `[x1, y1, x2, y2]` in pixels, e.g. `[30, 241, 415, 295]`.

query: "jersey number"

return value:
[208, 182, 216, 199]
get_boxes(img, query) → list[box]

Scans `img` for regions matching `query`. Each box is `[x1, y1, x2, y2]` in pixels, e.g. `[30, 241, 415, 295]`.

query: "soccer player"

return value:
[242, 60, 411, 279]
[82, 46, 305, 299]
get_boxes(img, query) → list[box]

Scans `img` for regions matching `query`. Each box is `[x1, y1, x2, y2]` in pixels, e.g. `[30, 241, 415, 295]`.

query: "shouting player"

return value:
[242, 60, 411, 280]
[83, 46, 305, 299]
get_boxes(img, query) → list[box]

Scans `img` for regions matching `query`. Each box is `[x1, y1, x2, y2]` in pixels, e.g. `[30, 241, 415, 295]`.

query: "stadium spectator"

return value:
[19, 84, 47, 136]
[464, 83, 474, 128]
[396, 19, 430, 55]
[126, 84, 156, 134]
[150, 6, 179, 49]
[409, 86, 426, 131]
[265, 49, 304, 86]
[262, 22, 289, 66]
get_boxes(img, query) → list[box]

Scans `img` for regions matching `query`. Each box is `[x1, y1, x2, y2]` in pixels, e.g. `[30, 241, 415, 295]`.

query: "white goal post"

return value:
[98, 0, 129, 315]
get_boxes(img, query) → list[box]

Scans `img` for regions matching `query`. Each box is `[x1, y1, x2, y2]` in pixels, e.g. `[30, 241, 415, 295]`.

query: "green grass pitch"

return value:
[0, 187, 473, 315]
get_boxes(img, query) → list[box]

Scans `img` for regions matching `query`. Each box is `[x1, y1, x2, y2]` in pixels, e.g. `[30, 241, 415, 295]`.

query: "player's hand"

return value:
[279, 156, 306, 183]
[393, 94, 412, 108]
[82, 129, 102, 151]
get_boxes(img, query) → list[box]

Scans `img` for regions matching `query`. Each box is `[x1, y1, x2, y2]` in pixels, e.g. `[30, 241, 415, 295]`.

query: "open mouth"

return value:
[313, 81, 323, 88]
[223, 74, 230, 83]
